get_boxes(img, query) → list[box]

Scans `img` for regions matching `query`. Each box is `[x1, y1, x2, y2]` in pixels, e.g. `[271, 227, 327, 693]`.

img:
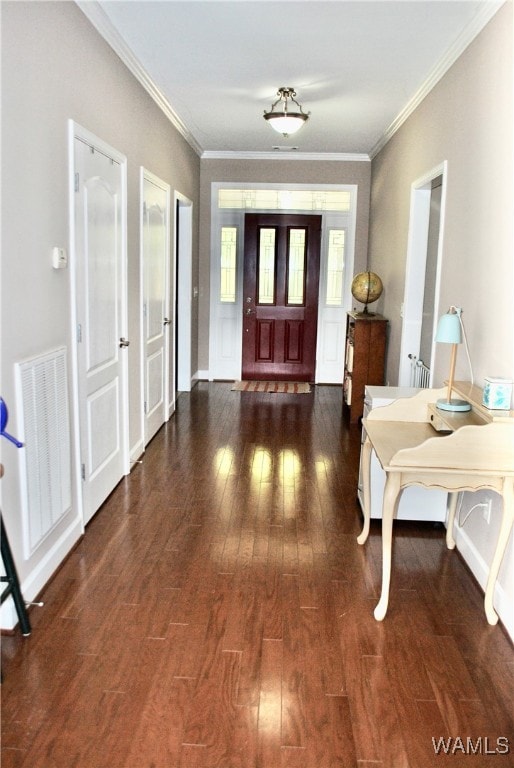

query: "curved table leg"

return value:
[484, 478, 514, 625]
[374, 472, 402, 621]
[357, 436, 372, 545]
[446, 492, 458, 550]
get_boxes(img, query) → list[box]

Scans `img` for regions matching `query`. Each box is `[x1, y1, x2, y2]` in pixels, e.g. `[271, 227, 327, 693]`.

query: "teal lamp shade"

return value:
[435, 307, 471, 412]
[435, 311, 462, 344]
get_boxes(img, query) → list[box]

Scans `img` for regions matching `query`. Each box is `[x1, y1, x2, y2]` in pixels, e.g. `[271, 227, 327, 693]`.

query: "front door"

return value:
[242, 213, 321, 381]
[73, 130, 129, 524]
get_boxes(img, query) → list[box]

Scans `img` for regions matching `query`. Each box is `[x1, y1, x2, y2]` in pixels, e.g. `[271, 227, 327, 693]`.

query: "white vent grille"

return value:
[15, 347, 71, 559]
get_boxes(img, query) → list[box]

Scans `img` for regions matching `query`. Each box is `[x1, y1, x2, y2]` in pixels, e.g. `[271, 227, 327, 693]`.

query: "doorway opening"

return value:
[175, 193, 193, 393]
[399, 163, 447, 387]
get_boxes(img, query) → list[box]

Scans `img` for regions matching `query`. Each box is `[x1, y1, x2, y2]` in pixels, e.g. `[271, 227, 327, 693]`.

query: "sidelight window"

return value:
[326, 229, 345, 306]
[258, 228, 276, 304]
[220, 226, 237, 302]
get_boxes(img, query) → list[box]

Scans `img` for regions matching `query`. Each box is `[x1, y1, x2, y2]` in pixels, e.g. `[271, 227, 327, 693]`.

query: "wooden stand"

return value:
[343, 311, 387, 423]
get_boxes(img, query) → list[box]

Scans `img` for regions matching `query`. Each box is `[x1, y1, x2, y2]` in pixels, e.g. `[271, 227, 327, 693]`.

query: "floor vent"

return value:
[15, 347, 72, 559]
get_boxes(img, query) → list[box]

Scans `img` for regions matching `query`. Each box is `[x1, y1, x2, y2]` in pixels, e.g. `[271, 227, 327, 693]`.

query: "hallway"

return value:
[1, 383, 513, 767]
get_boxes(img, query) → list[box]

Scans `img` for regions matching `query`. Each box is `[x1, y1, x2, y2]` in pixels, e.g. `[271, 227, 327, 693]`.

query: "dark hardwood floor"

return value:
[2, 383, 513, 767]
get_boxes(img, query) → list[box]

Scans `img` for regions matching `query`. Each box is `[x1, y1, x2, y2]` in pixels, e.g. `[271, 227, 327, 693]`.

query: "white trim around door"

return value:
[399, 162, 447, 386]
[68, 120, 130, 525]
[209, 182, 357, 383]
[140, 168, 172, 446]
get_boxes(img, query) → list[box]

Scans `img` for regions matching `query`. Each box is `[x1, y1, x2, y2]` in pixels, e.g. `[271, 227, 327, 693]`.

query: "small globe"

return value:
[351, 271, 383, 312]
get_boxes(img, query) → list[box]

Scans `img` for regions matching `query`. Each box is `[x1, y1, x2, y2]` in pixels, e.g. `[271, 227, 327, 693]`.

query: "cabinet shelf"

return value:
[343, 311, 387, 423]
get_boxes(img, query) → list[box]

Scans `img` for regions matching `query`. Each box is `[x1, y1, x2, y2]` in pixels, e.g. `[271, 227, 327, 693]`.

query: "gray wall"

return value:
[369, 3, 513, 389]
[1, 0, 200, 610]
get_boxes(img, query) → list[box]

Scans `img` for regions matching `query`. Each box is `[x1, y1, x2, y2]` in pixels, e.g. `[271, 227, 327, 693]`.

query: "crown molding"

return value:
[77, 0, 503, 164]
[75, 1, 204, 156]
[77, 1, 366, 162]
[201, 151, 370, 162]
[370, 1, 505, 159]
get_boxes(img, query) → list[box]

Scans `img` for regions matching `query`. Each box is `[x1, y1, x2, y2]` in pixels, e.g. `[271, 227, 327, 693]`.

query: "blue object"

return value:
[435, 309, 462, 344]
[0, 398, 24, 448]
[483, 378, 513, 410]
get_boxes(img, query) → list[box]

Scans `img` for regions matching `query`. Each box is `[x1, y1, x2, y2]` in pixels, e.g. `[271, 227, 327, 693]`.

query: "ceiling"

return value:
[80, 1, 502, 159]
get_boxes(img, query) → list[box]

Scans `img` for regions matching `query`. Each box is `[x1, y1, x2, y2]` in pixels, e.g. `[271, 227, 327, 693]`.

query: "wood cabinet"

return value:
[343, 311, 387, 423]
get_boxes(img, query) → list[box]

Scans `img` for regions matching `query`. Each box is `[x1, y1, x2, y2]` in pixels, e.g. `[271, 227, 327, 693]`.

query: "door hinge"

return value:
[77, 324, 82, 343]
[144, 401, 147, 414]
[74, 172, 79, 193]
[81, 463, 86, 481]
[143, 201, 147, 216]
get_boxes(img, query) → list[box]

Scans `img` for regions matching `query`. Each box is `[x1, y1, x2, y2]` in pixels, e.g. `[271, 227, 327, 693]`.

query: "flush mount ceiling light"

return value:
[263, 87, 310, 137]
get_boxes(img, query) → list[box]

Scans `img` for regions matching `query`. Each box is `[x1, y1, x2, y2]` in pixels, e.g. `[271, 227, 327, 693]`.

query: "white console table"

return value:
[358, 382, 514, 624]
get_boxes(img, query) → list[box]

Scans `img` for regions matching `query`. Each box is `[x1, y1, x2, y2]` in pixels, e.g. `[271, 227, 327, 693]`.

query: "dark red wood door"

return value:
[242, 213, 321, 381]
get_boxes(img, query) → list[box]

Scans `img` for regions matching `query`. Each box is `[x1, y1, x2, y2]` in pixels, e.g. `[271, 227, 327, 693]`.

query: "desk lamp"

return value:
[435, 306, 471, 412]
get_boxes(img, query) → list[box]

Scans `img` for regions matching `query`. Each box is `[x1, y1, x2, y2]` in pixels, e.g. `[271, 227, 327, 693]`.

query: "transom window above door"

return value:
[218, 188, 351, 212]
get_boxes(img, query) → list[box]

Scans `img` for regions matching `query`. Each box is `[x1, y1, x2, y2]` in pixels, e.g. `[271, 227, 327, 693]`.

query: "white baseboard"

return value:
[130, 438, 145, 466]
[1, 515, 83, 631]
[454, 523, 514, 642]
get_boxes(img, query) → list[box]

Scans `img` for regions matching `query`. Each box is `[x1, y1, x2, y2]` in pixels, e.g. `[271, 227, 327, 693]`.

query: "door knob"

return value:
[245, 308, 254, 315]
[119, 337, 130, 348]
[163, 318, 171, 326]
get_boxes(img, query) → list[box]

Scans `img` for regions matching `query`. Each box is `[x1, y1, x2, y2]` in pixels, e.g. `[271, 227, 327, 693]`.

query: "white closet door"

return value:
[73, 131, 128, 524]
[142, 170, 171, 444]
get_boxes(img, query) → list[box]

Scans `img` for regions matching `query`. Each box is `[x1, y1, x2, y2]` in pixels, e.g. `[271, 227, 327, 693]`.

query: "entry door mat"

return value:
[232, 381, 311, 394]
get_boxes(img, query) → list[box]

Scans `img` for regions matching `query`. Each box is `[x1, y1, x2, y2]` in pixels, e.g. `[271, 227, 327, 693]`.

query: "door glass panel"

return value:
[258, 228, 276, 304]
[326, 229, 345, 306]
[220, 226, 237, 302]
[287, 228, 306, 305]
